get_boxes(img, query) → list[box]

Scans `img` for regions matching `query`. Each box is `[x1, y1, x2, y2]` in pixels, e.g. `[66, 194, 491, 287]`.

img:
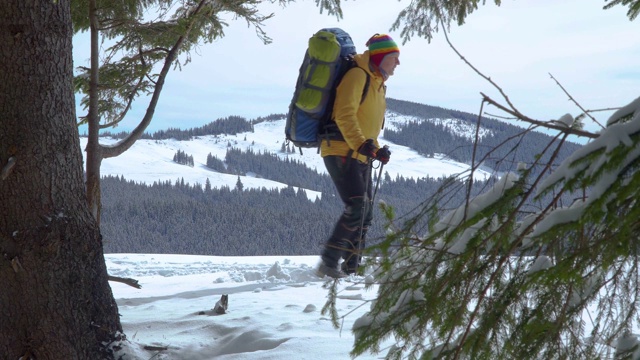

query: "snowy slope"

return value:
[79, 111, 492, 199]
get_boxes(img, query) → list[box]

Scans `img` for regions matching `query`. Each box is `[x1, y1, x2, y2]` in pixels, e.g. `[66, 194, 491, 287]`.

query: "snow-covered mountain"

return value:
[80, 111, 492, 198]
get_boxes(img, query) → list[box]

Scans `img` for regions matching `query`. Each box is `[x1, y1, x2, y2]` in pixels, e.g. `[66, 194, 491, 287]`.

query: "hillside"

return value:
[91, 98, 582, 256]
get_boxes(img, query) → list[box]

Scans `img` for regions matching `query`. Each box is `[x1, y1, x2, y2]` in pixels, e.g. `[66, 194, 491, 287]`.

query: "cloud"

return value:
[73, 0, 639, 133]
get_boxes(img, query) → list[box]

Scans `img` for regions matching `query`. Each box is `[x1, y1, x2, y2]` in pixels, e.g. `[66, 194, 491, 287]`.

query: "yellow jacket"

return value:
[320, 51, 386, 163]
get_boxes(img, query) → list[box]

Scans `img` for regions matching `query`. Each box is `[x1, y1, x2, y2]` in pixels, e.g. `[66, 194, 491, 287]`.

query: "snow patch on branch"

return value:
[352, 288, 426, 341]
[554, 113, 575, 127]
[539, 97, 640, 195]
[527, 256, 553, 274]
[607, 96, 640, 127]
[529, 199, 585, 238]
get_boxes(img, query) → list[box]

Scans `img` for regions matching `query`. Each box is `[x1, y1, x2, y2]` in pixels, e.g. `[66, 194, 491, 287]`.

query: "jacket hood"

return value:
[354, 51, 382, 82]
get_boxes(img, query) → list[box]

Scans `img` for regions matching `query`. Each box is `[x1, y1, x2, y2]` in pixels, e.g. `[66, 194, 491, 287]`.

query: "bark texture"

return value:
[0, 1, 122, 358]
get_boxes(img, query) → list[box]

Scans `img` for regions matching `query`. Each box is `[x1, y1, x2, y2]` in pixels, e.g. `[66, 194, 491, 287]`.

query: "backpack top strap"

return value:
[351, 66, 370, 104]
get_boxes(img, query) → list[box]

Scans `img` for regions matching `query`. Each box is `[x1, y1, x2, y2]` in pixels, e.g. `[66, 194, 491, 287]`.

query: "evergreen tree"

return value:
[325, 99, 640, 359]
[206, 152, 226, 172]
[1, 0, 120, 356]
[72, 0, 288, 225]
[235, 176, 244, 192]
[172, 149, 194, 166]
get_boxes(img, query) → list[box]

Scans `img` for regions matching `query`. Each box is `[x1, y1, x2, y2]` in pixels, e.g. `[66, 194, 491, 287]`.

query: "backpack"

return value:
[285, 28, 370, 150]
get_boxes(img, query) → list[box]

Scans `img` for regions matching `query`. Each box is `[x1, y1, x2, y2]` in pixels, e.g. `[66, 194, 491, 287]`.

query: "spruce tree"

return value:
[235, 176, 244, 192]
[72, 0, 293, 224]
[1, 1, 121, 356]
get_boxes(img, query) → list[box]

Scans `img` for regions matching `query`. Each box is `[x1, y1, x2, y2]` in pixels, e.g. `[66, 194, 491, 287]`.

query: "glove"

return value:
[357, 139, 378, 158]
[375, 145, 391, 165]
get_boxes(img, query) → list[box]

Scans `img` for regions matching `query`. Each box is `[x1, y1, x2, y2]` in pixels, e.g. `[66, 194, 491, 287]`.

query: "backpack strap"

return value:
[321, 66, 371, 148]
[354, 67, 370, 104]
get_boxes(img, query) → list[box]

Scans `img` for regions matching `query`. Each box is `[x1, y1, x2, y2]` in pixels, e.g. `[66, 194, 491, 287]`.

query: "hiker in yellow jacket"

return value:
[317, 34, 400, 278]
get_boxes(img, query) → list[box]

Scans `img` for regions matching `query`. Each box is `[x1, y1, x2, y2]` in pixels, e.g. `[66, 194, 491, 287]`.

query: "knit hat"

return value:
[366, 34, 400, 67]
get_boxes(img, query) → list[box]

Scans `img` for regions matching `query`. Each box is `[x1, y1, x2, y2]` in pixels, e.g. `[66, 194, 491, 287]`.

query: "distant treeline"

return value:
[90, 114, 285, 140]
[100, 171, 486, 256]
[100, 149, 568, 256]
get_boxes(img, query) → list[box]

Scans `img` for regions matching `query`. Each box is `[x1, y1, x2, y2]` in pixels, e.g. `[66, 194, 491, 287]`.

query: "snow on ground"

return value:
[108, 254, 391, 360]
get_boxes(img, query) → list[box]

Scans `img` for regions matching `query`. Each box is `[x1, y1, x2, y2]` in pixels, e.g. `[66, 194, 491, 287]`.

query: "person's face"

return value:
[380, 53, 400, 77]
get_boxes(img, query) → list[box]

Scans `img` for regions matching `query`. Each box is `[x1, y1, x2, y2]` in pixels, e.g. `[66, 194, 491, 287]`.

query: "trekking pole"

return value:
[351, 157, 387, 271]
[349, 158, 373, 271]
[369, 144, 387, 206]
[358, 158, 374, 235]
[371, 162, 384, 205]
[357, 155, 386, 238]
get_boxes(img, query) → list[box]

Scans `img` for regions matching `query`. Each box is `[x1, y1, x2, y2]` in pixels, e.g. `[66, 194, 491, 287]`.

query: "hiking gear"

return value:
[357, 139, 377, 158]
[285, 28, 370, 149]
[375, 145, 391, 165]
[341, 260, 357, 275]
[321, 209, 367, 272]
[366, 34, 400, 67]
[372, 162, 384, 206]
[316, 262, 347, 279]
[319, 51, 386, 162]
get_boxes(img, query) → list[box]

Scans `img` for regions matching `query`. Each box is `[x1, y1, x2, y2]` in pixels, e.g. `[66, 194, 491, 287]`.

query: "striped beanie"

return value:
[366, 34, 399, 67]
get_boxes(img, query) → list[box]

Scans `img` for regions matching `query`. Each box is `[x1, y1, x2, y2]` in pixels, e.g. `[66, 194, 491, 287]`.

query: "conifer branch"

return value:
[480, 93, 599, 139]
[108, 275, 141, 289]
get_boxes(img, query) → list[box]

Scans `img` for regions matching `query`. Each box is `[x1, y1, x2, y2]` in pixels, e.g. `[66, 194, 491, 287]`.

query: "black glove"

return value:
[357, 139, 378, 158]
[375, 145, 391, 165]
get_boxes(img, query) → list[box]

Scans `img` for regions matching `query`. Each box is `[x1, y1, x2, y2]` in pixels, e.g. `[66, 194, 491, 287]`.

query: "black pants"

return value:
[321, 155, 373, 269]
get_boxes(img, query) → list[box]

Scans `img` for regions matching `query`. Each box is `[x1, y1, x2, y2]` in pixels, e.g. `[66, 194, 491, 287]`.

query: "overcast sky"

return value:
[73, 0, 639, 134]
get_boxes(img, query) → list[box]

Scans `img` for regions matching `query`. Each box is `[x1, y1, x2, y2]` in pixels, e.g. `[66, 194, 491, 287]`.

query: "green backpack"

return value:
[285, 28, 370, 149]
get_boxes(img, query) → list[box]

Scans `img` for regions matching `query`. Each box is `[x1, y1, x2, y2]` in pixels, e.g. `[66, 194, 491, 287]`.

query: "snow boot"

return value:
[316, 262, 347, 279]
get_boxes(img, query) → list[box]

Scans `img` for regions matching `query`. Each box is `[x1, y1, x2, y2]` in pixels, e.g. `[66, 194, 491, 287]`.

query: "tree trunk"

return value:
[0, 1, 122, 359]
[85, 0, 103, 224]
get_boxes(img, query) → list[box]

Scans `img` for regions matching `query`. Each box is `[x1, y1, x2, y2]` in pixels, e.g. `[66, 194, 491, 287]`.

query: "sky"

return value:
[72, 0, 640, 135]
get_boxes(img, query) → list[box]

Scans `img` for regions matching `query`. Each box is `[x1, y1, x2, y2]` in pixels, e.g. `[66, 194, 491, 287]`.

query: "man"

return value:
[316, 33, 400, 278]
